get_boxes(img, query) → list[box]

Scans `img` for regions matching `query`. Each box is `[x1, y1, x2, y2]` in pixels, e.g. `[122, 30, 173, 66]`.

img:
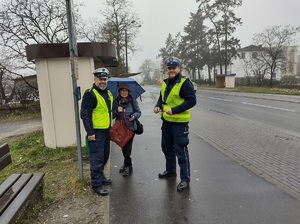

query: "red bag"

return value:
[110, 112, 134, 148]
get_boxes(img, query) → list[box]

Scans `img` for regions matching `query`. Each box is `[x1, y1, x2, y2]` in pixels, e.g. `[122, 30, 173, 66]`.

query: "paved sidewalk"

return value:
[109, 89, 300, 224]
[142, 87, 300, 201]
[189, 105, 300, 201]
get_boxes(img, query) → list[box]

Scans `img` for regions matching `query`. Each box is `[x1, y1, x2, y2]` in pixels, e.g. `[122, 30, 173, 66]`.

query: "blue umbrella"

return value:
[107, 77, 145, 99]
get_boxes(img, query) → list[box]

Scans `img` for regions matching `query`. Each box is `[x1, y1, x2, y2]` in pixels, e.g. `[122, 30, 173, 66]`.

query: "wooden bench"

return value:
[0, 143, 44, 224]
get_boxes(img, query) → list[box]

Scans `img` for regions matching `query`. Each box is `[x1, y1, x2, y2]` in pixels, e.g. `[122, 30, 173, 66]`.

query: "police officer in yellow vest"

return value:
[154, 57, 196, 191]
[80, 68, 114, 196]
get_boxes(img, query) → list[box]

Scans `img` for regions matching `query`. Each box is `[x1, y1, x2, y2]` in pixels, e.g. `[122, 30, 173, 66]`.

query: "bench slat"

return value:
[0, 154, 12, 172]
[0, 174, 20, 198]
[0, 143, 9, 157]
[0, 143, 11, 171]
[0, 173, 44, 224]
[0, 173, 32, 216]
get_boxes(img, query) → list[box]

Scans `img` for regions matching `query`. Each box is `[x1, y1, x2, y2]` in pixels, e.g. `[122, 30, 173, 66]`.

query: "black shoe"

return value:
[123, 166, 133, 176]
[119, 164, 127, 173]
[177, 181, 189, 191]
[93, 186, 109, 196]
[102, 177, 113, 185]
[158, 170, 177, 178]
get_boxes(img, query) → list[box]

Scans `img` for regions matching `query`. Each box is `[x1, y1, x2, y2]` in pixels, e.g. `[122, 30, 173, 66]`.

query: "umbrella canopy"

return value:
[107, 77, 145, 99]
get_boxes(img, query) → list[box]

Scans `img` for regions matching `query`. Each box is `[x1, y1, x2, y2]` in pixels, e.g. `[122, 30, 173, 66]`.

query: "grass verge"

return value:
[0, 131, 91, 223]
[235, 86, 300, 95]
[199, 84, 300, 95]
[0, 103, 41, 122]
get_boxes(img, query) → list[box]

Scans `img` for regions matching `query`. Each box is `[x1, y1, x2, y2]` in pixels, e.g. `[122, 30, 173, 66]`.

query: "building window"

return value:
[252, 52, 257, 59]
[240, 52, 245, 59]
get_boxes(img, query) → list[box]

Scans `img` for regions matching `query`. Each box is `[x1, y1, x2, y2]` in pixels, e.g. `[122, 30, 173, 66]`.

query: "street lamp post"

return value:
[125, 20, 138, 75]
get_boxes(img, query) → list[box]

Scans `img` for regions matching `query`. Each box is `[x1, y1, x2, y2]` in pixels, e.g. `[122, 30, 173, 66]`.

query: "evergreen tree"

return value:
[179, 9, 209, 82]
[157, 33, 182, 67]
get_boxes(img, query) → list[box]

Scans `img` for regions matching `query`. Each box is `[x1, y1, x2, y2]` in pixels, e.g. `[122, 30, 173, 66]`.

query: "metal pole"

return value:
[125, 29, 128, 75]
[66, 0, 83, 180]
[124, 21, 138, 75]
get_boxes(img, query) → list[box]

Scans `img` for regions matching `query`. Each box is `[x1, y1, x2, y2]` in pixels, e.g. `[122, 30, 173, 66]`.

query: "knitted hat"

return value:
[118, 83, 131, 92]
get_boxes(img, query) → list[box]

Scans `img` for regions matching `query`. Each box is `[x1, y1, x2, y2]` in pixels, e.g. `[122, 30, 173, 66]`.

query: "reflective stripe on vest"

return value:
[91, 89, 113, 129]
[161, 78, 191, 122]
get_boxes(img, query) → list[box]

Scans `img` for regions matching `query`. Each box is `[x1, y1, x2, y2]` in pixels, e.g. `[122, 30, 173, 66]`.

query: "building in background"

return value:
[13, 75, 39, 103]
[198, 45, 299, 86]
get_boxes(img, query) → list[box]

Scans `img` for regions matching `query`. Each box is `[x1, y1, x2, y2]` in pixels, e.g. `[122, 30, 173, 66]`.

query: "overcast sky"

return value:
[75, 0, 300, 72]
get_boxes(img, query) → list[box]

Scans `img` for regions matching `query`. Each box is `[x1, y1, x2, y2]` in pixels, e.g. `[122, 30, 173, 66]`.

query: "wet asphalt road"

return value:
[109, 89, 300, 224]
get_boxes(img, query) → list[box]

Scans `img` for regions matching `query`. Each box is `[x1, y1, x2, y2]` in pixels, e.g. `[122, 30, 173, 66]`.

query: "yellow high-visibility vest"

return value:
[91, 88, 113, 129]
[161, 78, 191, 122]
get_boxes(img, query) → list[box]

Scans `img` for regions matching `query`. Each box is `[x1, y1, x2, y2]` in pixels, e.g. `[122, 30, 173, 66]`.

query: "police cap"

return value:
[93, 68, 109, 78]
[165, 57, 181, 67]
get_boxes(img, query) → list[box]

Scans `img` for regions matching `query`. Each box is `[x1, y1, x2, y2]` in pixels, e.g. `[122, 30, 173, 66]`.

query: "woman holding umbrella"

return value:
[113, 82, 141, 176]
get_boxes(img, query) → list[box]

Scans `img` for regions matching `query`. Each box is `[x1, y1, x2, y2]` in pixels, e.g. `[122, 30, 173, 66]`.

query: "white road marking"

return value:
[208, 97, 233, 102]
[207, 96, 296, 112]
[242, 102, 296, 112]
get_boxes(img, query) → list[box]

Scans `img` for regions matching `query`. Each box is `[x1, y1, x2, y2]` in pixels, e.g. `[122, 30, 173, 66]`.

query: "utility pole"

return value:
[65, 0, 83, 180]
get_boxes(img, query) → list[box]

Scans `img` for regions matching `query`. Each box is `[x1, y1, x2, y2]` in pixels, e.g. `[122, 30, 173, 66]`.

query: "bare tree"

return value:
[0, 48, 15, 106]
[0, 0, 83, 103]
[79, 0, 142, 76]
[0, 67, 13, 106]
[152, 66, 161, 83]
[242, 56, 269, 86]
[139, 59, 156, 84]
[0, 0, 73, 74]
[253, 25, 300, 87]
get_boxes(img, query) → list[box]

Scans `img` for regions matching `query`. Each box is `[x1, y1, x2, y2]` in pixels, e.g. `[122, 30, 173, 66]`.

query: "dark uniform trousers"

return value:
[161, 121, 190, 182]
[88, 129, 110, 189]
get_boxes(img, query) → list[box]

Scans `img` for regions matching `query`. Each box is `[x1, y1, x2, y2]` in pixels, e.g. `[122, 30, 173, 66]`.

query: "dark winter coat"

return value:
[113, 94, 141, 132]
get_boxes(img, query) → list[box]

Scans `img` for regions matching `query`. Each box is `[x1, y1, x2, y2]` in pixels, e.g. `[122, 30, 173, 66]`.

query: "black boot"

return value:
[123, 166, 133, 176]
[102, 177, 113, 185]
[119, 164, 127, 173]
[93, 186, 109, 196]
